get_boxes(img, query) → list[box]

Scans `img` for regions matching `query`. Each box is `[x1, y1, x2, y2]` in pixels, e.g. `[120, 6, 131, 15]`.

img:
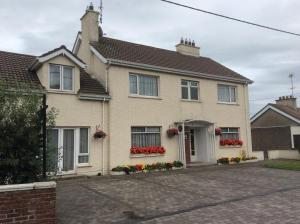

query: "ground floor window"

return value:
[220, 127, 239, 140]
[293, 135, 300, 149]
[47, 127, 90, 172]
[131, 126, 161, 147]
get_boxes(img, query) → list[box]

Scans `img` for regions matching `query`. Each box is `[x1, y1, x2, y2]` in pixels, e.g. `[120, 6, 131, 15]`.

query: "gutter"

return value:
[79, 93, 111, 101]
[107, 58, 253, 85]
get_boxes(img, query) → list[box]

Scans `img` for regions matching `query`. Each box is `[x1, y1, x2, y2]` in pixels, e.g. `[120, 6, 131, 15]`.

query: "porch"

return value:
[176, 119, 217, 166]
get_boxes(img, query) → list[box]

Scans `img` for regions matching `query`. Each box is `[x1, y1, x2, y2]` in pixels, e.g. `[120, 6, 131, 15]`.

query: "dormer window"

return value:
[49, 64, 74, 91]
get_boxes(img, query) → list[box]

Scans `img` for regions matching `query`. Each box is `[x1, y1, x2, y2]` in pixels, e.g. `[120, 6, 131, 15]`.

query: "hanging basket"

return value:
[94, 130, 106, 139]
[215, 128, 222, 136]
[167, 128, 179, 138]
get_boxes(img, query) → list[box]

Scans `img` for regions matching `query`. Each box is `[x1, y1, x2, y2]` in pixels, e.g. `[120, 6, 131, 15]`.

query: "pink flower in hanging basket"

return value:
[215, 128, 222, 136]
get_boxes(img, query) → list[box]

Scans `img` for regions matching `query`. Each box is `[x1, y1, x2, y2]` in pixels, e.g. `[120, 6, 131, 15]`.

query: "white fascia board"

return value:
[250, 105, 300, 124]
[72, 33, 82, 54]
[38, 49, 86, 69]
[90, 45, 108, 64]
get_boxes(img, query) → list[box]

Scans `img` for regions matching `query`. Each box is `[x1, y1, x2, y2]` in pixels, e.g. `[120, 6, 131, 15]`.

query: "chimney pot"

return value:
[176, 38, 200, 57]
[276, 95, 297, 109]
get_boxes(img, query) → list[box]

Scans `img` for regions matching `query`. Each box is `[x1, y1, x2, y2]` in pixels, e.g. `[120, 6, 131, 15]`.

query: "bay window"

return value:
[129, 74, 158, 97]
[131, 127, 161, 147]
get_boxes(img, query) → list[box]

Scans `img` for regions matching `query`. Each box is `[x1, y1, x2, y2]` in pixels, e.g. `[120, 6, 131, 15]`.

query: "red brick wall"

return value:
[0, 188, 56, 224]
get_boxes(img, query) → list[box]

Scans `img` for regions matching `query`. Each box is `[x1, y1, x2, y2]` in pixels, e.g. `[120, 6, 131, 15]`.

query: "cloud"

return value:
[1, 0, 299, 115]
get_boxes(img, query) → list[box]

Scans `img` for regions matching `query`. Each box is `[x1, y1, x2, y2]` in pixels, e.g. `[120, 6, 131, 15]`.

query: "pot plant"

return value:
[215, 127, 222, 136]
[94, 125, 106, 139]
[167, 128, 179, 137]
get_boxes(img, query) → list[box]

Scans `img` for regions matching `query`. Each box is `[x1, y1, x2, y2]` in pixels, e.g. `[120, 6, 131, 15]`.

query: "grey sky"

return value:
[1, 0, 300, 115]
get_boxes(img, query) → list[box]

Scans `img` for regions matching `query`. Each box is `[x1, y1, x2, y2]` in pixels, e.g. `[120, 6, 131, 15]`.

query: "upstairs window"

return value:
[181, 80, 199, 100]
[220, 128, 239, 140]
[218, 84, 237, 103]
[49, 64, 74, 91]
[129, 74, 158, 97]
[131, 127, 161, 147]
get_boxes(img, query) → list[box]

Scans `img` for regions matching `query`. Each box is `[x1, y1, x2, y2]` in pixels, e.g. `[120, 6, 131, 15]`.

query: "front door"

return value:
[184, 131, 191, 163]
[62, 129, 75, 172]
[190, 129, 197, 162]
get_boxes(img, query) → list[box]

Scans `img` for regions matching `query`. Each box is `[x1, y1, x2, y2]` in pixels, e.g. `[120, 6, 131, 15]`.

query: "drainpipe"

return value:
[243, 84, 251, 156]
[105, 61, 111, 92]
[182, 122, 186, 168]
[101, 98, 106, 175]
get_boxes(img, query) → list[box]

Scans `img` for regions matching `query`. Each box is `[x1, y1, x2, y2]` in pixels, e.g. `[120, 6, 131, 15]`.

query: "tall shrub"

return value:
[0, 84, 57, 184]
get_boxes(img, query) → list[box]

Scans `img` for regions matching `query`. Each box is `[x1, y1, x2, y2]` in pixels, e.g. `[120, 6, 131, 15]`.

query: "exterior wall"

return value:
[290, 126, 300, 148]
[252, 151, 264, 160]
[0, 182, 56, 224]
[251, 126, 291, 151]
[251, 109, 298, 128]
[268, 150, 300, 160]
[107, 65, 252, 169]
[37, 56, 109, 175]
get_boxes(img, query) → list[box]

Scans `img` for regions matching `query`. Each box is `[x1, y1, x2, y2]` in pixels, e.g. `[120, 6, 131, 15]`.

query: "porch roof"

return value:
[175, 119, 214, 127]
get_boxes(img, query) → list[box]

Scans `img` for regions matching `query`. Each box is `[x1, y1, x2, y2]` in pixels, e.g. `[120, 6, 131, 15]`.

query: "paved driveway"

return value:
[56, 163, 300, 224]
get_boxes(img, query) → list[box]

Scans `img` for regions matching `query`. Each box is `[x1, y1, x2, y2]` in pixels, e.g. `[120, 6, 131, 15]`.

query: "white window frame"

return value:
[49, 64, 75, 92]
[181, 80, 199, 101]
[131, 126, 161, 147]
[217, 84, 237, 104]
[220, 127, 240, 140]
[129, 73, 160, 98]
[47, 127, 90, 174]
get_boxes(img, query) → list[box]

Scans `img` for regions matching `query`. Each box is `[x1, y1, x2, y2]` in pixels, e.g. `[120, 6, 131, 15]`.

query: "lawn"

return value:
[264, 160, 300, 171]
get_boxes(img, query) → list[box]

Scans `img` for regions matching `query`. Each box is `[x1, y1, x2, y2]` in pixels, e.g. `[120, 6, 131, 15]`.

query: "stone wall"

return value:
[0, 182, 56, 224]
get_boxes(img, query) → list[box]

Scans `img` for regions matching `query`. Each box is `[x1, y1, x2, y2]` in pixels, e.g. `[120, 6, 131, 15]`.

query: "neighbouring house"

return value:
[0, 5, 254, 176]
[251, 96, 300, 160]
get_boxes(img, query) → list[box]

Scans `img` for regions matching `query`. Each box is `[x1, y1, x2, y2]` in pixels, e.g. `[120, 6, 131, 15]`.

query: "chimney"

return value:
[275, 95, 297, 109]
[176, 37, 200, 57]
[81, 3, 100, 44]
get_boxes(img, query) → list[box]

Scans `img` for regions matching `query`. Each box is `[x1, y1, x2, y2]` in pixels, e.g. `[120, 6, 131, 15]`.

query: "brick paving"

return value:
[56, 163, 300, 224]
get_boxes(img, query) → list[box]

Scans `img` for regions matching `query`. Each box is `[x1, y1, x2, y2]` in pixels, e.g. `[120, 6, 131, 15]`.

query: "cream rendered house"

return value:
[0, 5, 253, 176]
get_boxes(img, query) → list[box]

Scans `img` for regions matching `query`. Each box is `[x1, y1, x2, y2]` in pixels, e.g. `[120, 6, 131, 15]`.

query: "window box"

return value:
[130, 146, 166, 155]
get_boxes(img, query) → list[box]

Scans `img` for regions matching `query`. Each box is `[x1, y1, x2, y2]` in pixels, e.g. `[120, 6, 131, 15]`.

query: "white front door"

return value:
[190, 129, 197, 162]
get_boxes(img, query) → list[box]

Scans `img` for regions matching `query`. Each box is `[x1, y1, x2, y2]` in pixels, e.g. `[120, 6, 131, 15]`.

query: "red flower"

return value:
[215, 128, 222, 136]
[130, 146, 166, 154]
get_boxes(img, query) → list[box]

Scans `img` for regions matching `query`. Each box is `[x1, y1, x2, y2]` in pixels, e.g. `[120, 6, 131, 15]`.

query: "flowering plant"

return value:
[215, 128, 222, 136]
[167, 128, 179, 137]
[130, 146, 166, 154]
[220, 139, 243, 146]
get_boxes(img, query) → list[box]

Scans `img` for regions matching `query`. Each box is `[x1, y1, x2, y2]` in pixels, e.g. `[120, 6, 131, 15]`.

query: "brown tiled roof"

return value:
[0, 51, 42, 89]
[0, 50, 108, 96]
[270, 103, 300, 121]
[79, 69, 108, 95]
[91, 37, 252, 83]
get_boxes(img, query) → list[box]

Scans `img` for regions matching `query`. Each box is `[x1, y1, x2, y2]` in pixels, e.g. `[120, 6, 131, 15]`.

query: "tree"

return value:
[0, 83, 57, 185]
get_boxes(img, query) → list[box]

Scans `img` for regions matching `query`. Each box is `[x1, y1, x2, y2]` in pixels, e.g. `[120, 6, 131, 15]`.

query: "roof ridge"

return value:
[96, 36, 212, 60]
[0, 50, 36, 58]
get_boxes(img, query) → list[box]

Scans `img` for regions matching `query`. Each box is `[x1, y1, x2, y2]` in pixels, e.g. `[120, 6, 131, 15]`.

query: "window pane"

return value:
[129, 75, 138, 94]
[190, 87, 198, 100]
[131, 126, 161, 147]
[146, 127, 160, 132]
[47, 129, 58, 172]
[191, 81, 198, 87]
[63, 129, 74, 171]
[63, 67, 73, 91]
[218, 85, 230, 102]
[181, 80, 188, 86]
[80, 128, 88, 154]
[230, 86, 236, 102]
[49, 65, 60, 89]
[131, 127, 145, 132]
[229, 128, 238, 132]
[139, 75, 158, 96]
[78, 156, 89, 164]
[181, 86, 188, 99]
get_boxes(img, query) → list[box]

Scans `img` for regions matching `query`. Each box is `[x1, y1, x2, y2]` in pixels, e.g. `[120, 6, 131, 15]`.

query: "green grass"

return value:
[264, 160, 300, 171]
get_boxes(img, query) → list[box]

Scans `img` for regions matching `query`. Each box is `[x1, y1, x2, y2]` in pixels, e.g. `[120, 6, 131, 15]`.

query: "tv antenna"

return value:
[99, 0, 103, 24]
[289, 73, 295, 96]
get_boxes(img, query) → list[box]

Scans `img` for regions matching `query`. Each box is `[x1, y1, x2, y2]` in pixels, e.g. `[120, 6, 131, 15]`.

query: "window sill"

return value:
[77, 163, 92, 168]
[130, 153, 165, 158]
[217, 102, 239, 106]
[181, 99, 202, 103]
[129, 95, 162, 100]
[219, 146, 242, 149]
[48, 90, 76, 95]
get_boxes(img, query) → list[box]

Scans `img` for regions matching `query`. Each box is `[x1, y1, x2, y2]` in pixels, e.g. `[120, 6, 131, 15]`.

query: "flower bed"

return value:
[217, 156, 258, 165]
[111, 161, 184, 175]
[220, 139, 243, 147]
[130, 146, 166, 155]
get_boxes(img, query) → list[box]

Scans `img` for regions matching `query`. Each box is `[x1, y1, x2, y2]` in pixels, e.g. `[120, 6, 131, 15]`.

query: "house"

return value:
[0, 5, 254, 175]
[251, 96, 300, 160]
